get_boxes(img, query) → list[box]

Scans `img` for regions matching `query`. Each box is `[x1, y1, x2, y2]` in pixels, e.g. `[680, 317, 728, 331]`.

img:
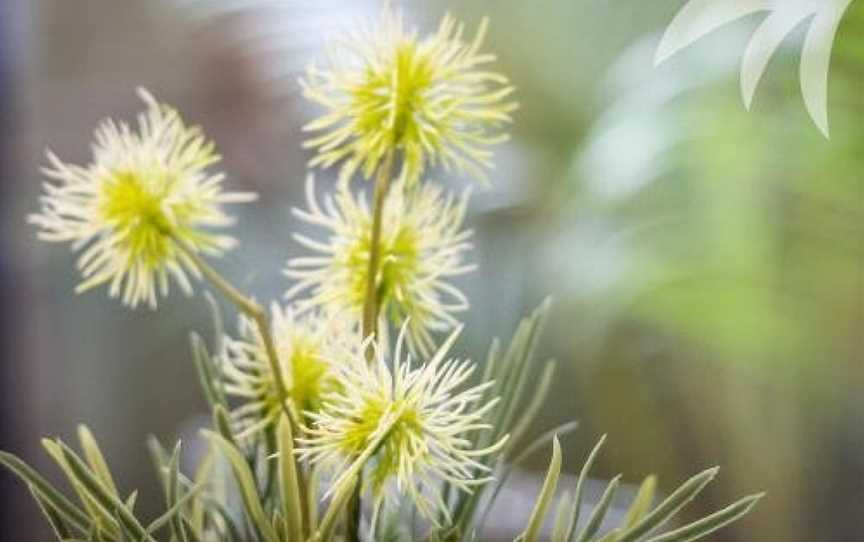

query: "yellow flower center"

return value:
[101, 171, 174, 268]
[347, 224, 420, 319]
[285, 339, 334, 413]
[341, 397, 426, 490]
[371, 405, 424, 488]
[353, 42, 435, 146]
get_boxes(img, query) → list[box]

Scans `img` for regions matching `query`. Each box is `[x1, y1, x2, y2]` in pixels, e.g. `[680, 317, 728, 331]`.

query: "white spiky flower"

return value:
[301, 8, 517, 186]
[297, 325, 506, 524]
[28, 88, 256, 309]
[285, 176, 474, 355]
[221, 305, 357, 438]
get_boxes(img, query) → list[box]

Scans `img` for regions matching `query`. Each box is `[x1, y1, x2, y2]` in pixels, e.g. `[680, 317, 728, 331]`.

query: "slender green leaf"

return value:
[191, 332, 227, 410]
[624, 476, 657, 529]
[190, 449, 215, 534]
[182, 516, 204, 542]
[645, 493, 764, 542]
[112, 506, 141, 541]
[476, 422, 579, 532]
[314, 474, 357, 542]
[41, 439, 118, 536]
[565, 435, 607, 542]
[306, 466, 320, 534]
[76, 426, 118, 497]
[511, 422, 581, 471]
[28, 484, 73, 540]
[124, 491, 137, 513]
[520, 436, 562, 542]
[146, 480, 206, 534]
[575, 475, 621, 542]
[213, 405, 237, 446]
[495, 302, 550, 442]
[146, 437, 170, 489]
[0, 450, 90, 533]
[448, 303, 556, 533]
[209, 499, 244, 542]
[262, 424, 279, 506]
[596, 529, 622, 542]
[551, 491, 574, 542]
[148, 434, 207, 539]
[204, 431, 279, 542]
[167, 442, 189, 542]
[277, 417, 304, 541]
[53, 440, 154, 541]
[617, 467, 719, 542]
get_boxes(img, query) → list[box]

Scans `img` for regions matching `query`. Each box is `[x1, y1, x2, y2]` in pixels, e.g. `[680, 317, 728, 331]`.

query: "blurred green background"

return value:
[1, 1, 863, 540]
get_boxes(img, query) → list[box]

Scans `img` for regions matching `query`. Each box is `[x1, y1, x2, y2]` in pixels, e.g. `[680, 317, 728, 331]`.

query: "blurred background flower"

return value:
[1, 0, 863, 540]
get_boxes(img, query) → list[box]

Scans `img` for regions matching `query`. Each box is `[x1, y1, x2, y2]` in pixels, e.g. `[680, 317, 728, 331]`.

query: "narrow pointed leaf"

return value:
[42, 439, 118, 536]
[575, 475, 621, 542]
[520, 436, 562, 542]
[476, 422, 579, 532]
[54, 441, 154, 541]
[76, 426, 118, 497]
[277, 417, 304, 541]
[147, 436, 170, 489]
[565, 435, 607, 542]
[190, 449, 215, 533]
[314, 474, 358, 542]
[213, 405, 238, 446]
[623, 475, 657, 529]
[0, 451, 90, 532]
[551, 491, 574, 542]
[125, 491, 137, 513]
[204, 431, 279, 542]
[191, 332, 226, 409]
[146, 480, 206, 534]
[182, 516, 205, 542]
[167, 442, 189, 542]
[306, 466, 321, 533]
[617, 467, 719, 542]
[645, 493, 764, 542]
[28, 484, 73, 540]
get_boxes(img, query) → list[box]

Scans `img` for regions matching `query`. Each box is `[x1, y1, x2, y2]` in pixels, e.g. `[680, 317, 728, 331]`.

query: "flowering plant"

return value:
[3, 8, 761, 542]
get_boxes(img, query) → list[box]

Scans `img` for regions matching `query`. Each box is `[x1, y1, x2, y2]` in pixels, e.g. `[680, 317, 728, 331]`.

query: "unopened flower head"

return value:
[29, 88, 256, 308]
[297, 326, 506, 523]
[221, 305, 356, 438]
[286, 176, 474, 355]
[301, 9, 517, 186]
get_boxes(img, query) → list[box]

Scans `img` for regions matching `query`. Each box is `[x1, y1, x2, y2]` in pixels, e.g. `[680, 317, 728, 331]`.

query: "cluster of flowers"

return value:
[29, 7, 516, 531]
[14, 7, 761, 542]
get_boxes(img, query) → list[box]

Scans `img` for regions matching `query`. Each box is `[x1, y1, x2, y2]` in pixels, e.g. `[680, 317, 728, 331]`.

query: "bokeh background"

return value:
[2, 1, 863, 540]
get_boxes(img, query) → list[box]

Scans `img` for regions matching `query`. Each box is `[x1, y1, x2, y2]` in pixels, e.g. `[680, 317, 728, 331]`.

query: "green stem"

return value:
[361, 150, 395, 356]
[348, 151, 396, 542]
[178, 245, 310, 527]
[183, 248, 290, 409]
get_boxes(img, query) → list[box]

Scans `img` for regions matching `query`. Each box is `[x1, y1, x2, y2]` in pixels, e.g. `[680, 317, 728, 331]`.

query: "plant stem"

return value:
[361, 150, 395, 357]
[183, 248, 291, 413]
[347, 151, 396, 542]
[178, 245, 310, 526]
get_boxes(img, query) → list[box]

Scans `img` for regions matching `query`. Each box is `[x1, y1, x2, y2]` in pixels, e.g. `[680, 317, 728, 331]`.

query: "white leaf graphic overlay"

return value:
[656, 0, 854, 137]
